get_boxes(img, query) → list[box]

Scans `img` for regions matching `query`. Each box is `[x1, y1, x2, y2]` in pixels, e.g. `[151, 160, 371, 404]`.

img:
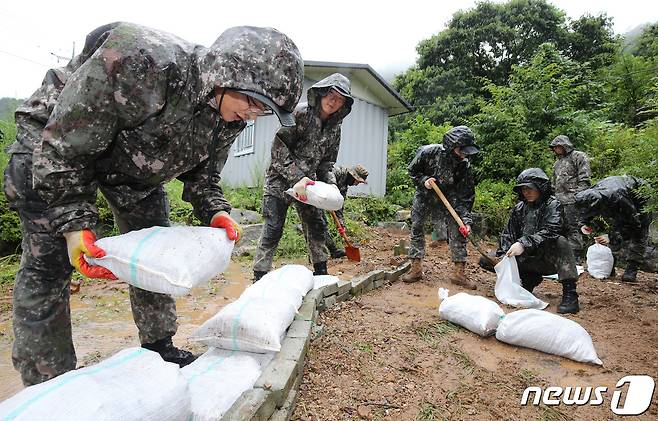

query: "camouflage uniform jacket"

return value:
[333, 166, 352, 199]
[6, 23, 302, 234]
[407, 144, 475, 225]
[264, 74, 353, 198]
[551, 137, 591, 204]
[498, 168, 565, 256]
[575, 176, 648, 237]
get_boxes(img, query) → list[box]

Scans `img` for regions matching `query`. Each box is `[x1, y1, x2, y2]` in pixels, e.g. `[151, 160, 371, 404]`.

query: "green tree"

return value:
[632, 23, 658, 58]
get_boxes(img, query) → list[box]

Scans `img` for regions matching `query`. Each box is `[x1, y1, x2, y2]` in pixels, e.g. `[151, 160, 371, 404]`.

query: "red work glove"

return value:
[63, 230, 117, 279]
[210, 211, 241, 242]
[292, 177, 315, 202]
[581, 225, 593, 235]
[459, 225, 471, 238]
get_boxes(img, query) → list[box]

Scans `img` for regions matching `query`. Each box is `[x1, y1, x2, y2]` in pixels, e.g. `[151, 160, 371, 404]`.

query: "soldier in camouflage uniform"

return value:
[479, 168, 580, 314]
[575, 176, 651, 283]
[550, 135, 591, 261]
[324, 165, 369, 258]
[400, 126, 479, 289]
[253, 74, 354, 280]
[2, 22, 304, 385]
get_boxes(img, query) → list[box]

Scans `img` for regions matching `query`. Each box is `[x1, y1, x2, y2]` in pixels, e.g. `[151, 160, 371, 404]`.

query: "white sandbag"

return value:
[181, 348, 274, 421]
[86, 226, 233, 296]
[496, 309, 603, 365]
[191, 264, 312, 352]
[286, 181, 344, 211]
[586, 243, 614, 279]
[250, 264, 314, 298]
[191, 296, 296, 353]
[438, 288, 505, 336]
[495, 256, 548, 309]
[313, 275, 340, 290]
[0, 348, 191, 421]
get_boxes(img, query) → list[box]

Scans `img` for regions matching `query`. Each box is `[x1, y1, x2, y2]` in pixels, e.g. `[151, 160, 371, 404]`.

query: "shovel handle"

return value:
[330, 211, 352, 247]
[428, 180, 497, 267]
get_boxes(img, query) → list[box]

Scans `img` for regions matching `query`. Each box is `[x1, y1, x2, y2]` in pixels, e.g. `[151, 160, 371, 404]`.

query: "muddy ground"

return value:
[294, 228, 658, 421]
[0, 227, 657, 421]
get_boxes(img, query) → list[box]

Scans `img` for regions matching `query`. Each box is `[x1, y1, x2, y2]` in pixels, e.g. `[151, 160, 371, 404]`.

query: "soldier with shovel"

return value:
[401, 126, 479, 288]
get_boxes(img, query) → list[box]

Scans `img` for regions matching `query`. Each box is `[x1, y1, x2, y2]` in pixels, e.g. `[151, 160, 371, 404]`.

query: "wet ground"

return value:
[293, 228, 658, 421]
[1, 227, 657, 421]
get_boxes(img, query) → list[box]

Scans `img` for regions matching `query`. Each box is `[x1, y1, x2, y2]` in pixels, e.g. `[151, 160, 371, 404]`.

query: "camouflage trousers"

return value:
[253, 194, 329, 272]
[562, 203, 586, 261]
[4, 153, 177, 386]
[516, 236, 578, 289]
[609, 214, 652, 266]
[408, 192, 467, 262]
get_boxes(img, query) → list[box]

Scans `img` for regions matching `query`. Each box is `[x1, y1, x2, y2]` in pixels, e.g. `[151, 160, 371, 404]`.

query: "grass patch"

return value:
[449, 346, 475, 373]
[415, 320, 460, 348]
[354, 341, 374, 354]
[416, 401, 448, 421]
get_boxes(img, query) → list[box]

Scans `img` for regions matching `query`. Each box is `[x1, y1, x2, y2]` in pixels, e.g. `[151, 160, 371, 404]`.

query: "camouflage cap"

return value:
[200, 26, 304, 127]
[348, 164, 369, 184]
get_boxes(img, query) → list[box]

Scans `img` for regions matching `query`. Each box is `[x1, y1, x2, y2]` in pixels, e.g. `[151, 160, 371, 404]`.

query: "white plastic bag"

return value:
[0, 348, 191, 421]
[181, 348, 274, 421]
[495, 256, 548, 309]
[191, 265, 313, 353]
[86, 226, 233, 296]
[586, 244, 614, 279]
[438, 288, 505, 336]
[286, 181, 344, 211]
[496, 309, 603, 365]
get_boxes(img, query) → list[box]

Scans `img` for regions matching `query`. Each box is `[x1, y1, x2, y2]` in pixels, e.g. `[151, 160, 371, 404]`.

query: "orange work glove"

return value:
[210, 211, 241, 242]
[63, 230, 117, 279]
[292, 177, 315, 202]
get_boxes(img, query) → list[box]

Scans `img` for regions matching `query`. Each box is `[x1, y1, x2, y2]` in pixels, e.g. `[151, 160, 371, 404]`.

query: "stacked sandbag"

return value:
[496, 309, 603, 365]
[181, 348, 274, 421]
[86, 226, 234, 296]
[191, 264, 313, 353]
[586, 243, 614, 279]
[494, 256, 548, 309]
[438, 288, 505, 336]
[0, 348, 191, 421]
[286, 181, 344, 211]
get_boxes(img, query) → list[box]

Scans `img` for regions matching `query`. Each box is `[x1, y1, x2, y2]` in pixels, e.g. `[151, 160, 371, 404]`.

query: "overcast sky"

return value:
[0, 0, 656, 99]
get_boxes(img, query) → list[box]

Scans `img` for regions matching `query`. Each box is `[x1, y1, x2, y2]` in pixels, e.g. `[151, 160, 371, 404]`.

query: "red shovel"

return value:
[330, 211, 361, 262]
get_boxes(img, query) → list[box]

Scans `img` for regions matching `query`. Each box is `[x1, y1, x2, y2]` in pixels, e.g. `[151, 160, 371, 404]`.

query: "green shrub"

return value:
[474, 179, 517, 237]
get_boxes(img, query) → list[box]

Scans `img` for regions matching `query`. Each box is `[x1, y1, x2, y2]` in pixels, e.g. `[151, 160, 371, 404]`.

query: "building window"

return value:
[234, 120, 255, 156]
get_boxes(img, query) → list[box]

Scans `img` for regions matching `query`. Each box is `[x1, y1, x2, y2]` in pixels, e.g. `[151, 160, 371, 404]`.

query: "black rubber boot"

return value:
[142, 336, 197, 367]
[621, 262, 638, 283]
[253, 270, 267, 282]
[557, 280, 580, 314]
[313, 261, 328, 276]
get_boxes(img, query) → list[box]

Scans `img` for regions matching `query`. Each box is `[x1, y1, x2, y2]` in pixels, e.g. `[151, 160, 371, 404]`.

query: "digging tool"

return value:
[428, 180, 497, 266]
[330, 211, 361, 262]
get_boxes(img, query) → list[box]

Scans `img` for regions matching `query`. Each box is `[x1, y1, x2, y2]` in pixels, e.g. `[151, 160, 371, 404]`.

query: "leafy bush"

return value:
[474, 179, 517, 237]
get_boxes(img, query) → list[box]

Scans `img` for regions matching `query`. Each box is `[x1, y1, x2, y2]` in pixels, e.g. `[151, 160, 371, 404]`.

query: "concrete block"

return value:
[279, 335, 309, 370]
[294, 299, 317, 322]
[220, 388, 276, 421]
[305, 288, 323, 303]
[350, 274, 371, 295]
[255, 357, 299, 407]
[386, 261, 411, 282]
[373, 279, 384, 289]
[316, 299, 327, 312]
[324, 295, 337, 309]
[395, 209, 411, 221]
[336, 291, 352, 303]
[337, 279, 352, 295]
[365, 270, 386, 281]
[286, 320, 312, 339]
[269, 374, 303, 421]
[322, 282, 339, 296]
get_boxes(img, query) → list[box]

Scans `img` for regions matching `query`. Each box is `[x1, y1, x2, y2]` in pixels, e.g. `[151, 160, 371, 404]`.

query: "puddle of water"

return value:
[0, 260, 253, 401]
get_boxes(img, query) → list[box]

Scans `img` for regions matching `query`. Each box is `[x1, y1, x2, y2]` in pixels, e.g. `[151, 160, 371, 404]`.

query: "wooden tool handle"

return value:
[330, 211, 352, 247]
[428, 180, 465, 228]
